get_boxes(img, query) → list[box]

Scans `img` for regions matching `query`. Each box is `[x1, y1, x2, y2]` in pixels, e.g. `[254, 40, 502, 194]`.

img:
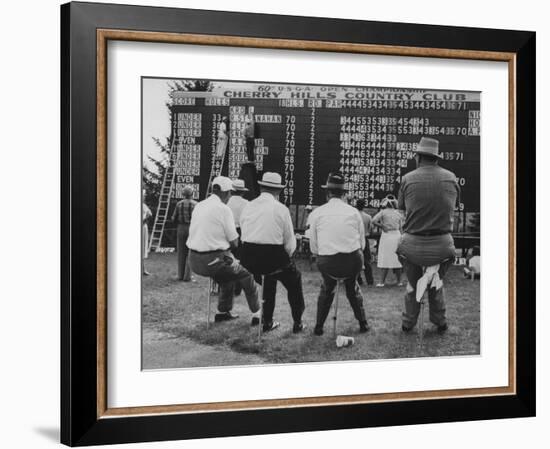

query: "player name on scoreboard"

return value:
[169, 83, 480, 215]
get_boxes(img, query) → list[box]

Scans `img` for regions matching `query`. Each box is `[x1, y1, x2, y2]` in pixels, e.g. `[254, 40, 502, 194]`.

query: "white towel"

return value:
[415, 264, 443, 302]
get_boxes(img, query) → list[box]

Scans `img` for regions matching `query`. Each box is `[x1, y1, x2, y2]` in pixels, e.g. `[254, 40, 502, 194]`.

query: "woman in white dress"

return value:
[372, 196, 403, 287]
[142, 190, 152, 275]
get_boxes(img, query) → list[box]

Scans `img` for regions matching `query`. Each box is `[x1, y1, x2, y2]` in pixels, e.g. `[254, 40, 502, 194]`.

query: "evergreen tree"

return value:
[142, 80, 212, 246]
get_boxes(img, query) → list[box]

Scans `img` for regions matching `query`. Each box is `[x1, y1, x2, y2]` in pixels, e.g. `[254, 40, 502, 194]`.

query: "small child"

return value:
[464, 245, 481, 279]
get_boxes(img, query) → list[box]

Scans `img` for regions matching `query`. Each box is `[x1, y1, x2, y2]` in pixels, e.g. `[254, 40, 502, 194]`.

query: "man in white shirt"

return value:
[227, 179, 249, 231]
[187, 176, 260, 323]
[240, 172, 306, 333]
[227, 179, 249, 296]
[308, 172, 369, 336]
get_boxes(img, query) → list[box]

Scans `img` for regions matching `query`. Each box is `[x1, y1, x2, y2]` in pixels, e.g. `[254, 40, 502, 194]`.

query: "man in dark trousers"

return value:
[187, 176, 261, 323]
[308, 172, 370, 335]
[355, 198, 374, 286]
[244, 115, 256, 163]
[240, 172, 306, 333]
[171, 185, 196, 281]
[397, 137, 460, 333]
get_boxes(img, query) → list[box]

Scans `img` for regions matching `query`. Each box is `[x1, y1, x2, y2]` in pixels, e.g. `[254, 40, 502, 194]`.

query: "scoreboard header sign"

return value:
[173, 84, 479, 102]
[169, 81, 480, 212]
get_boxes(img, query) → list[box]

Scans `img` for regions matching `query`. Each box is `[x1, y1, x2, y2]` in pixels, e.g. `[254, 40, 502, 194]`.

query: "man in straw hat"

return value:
[240, 172, 306, 333]
[227, 179, 249, 233]
[187, 176, 261, 323]
[308, 172, 370, 336]
[396, 137, 461, 334]
[171, 185, 197, 281]
[227, 179, 249, 295]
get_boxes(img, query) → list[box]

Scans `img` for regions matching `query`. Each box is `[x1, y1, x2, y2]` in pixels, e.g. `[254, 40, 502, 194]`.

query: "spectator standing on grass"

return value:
[244, 115, 256, 163]
[372, 195, 404, 287]
[227, 179, 249, 295]
[171, 185, 197, 282]
[215, 116, 229, 158]
[240, 172, 306, 333]
[308, 172, 370, 336]
[355, 198, 374, 286]
[187, 176, 260, 324]
[396, 137, 460, 334]
[142, 189, 152, 276]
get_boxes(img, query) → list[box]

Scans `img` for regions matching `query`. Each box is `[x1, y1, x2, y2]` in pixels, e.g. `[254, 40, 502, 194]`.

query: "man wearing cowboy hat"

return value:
[171, 185, 197, 281]
[187, 176, 261, 323]
[396, 137, 460, 333]
[240, 172, 306, 333]
[308, 172, 369, 336]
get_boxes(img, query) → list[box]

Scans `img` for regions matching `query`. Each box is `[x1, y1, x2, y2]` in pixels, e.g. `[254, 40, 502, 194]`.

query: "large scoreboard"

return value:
[169, 82, 480, 216]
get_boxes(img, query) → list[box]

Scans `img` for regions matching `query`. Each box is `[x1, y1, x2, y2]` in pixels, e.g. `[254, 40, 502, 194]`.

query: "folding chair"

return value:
[205, 277, 213, 330]
[257, 275, 264, 344]
[416, 258, 452, 353]
[418, 289, 427, 352]
[190, 275, 214, 330]
[327, 275, 351, 339]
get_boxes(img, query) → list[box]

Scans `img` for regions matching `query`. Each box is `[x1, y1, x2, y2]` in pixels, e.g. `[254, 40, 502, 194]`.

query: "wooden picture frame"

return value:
[61, 1, 535, 446]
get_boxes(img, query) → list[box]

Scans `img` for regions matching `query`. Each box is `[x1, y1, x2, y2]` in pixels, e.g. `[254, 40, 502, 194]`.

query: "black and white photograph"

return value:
[141, 78, 481, 369]
[0, 0, 542, 447]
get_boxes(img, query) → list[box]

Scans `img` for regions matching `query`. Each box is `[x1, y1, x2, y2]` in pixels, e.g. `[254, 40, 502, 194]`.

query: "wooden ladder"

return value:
[149, 137, 177, 251]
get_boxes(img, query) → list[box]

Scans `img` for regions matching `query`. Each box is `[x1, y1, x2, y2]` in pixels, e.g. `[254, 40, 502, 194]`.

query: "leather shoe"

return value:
[359, 321, 370, 333]
[262, 321, 280, 332]
[214, 312, 239, 323]
[314, 325, 324, 336]
[250, 317, 260, 326]
[402, 324, 414, 333]
[437, 323, 448, 334]
[293, 322, 307, 333]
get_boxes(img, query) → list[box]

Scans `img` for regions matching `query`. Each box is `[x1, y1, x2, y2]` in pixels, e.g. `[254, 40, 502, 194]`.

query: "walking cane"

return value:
[418, 296, 426, 353]
[206, 278, 212, 330]
[258, 275, 264, 344]
[332, 279, 342, 339]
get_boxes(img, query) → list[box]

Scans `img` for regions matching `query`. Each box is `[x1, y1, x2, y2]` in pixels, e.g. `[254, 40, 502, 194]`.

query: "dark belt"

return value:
[190, 248, 227, 255]
[409, 231, 450, 237]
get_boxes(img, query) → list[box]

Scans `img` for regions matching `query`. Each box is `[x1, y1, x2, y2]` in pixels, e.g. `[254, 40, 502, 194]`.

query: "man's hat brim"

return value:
[258, 180, 286, 189]
[321, 183, 348, 191]
[414, 148, 443, 158]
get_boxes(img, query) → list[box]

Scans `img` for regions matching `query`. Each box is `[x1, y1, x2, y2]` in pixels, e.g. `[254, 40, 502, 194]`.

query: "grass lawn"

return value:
[142, 252, 480, 369]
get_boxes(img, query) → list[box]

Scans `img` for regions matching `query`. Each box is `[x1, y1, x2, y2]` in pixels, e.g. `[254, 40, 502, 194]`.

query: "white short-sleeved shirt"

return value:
[240, 192, 296, 256]
[186, 194, 238, 251]
[227, 195, 249, 228]
[308, 198, 365, 256]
